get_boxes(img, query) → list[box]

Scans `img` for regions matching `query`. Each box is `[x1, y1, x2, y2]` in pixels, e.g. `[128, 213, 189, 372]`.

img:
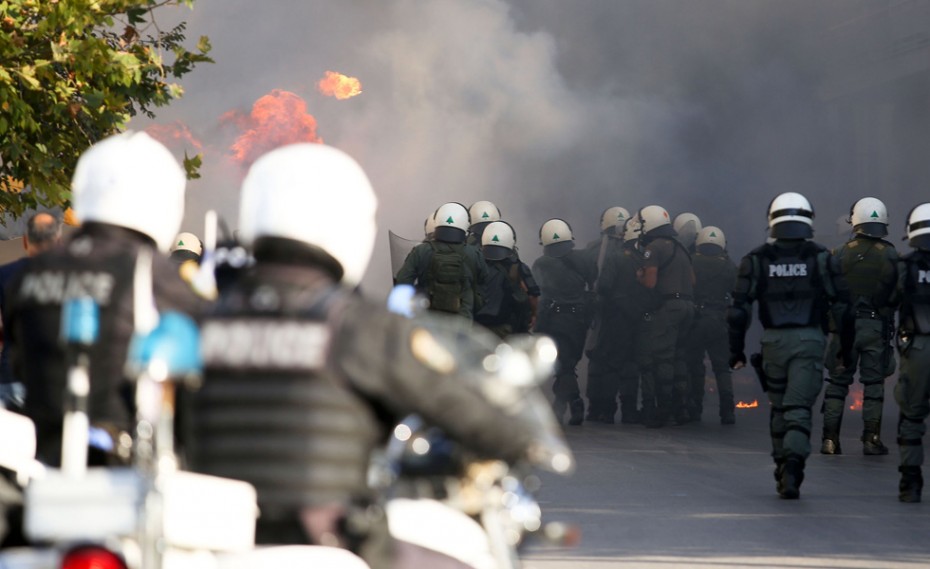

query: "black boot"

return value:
[779, 456, 805, 499]
[862, 432, 889, 456]
[568, 398, 585, 426]
[774, 460, 786, 495]
[899, 466, 923, 503]
[820, 432, 842, 455]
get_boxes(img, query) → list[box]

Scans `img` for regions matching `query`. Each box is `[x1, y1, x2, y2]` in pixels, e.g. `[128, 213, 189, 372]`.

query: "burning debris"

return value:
[145, 121, 204, 152]
[736, 400, 759, 409]
[317, 70, 363, 100]
[223, 90, 323, 167]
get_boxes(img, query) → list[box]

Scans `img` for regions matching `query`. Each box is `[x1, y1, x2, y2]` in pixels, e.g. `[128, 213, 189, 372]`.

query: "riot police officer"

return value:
[190, 144, 541, 567]
[637, 205, 695, 428]
[475, 221, 540, 337]
[2, 132, 204, 466]
[729, 192, 853, 499]
[396, 202, 489, 319]
[821, 197, 898, 456]
[893, 203, 930, 502]
[674, 212, 703, 253]
[587, 216, 657, 424]
[533, 218, 597, 426]
[687, 226, 737, 424]
[466, 200, 502, 246]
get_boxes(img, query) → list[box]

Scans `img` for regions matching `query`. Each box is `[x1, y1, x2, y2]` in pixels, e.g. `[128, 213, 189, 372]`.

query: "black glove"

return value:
[729, 352, 746, 369]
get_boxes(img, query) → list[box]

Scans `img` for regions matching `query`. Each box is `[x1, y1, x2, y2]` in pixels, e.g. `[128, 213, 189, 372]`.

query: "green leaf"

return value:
[183, 151, 202, 180]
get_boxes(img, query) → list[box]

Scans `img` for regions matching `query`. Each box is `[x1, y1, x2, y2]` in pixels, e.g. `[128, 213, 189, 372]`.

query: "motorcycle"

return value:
[380, 285, 580, 568]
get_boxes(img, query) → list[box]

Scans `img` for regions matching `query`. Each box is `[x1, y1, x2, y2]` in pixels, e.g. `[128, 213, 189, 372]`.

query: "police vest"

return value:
[837, 237, 896, 310]
[901, 250, 930, 335]
[755, 242, 823, 329]
[191, 280, 381, 519]
[693, 254, 734, 311]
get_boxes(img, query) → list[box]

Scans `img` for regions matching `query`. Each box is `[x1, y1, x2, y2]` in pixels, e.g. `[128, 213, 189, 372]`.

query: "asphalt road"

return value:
[524, 369, 930, 569]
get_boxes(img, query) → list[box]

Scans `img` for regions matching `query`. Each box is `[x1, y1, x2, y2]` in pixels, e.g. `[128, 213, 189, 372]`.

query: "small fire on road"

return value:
[736, 400, 759, 409]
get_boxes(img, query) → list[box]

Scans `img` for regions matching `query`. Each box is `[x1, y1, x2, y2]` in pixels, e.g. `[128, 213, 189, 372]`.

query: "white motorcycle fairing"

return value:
[386, 498, 496, 569]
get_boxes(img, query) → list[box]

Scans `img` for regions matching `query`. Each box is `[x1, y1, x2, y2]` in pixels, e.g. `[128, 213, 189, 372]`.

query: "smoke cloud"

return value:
[134, 0, 930, 295]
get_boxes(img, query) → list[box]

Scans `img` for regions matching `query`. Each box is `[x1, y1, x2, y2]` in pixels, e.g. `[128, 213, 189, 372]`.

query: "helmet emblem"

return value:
[445, 216, 454, 224]
[710, 231, 717, 237]
[552, 232, 560, 240]
[492, 235, 500, 242]
[177, 239, 185, 246]
[482, 212, 490, 219]
[870, 211, 879, 218]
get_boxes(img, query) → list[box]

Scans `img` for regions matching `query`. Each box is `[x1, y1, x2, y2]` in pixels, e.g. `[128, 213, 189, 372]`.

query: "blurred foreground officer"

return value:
[637, 205, 695, 427]
[688, 226, 737, 424]
[396, 202, 488, 319]
[821, 198, 898, 456]
[0, 212, 61, 409]
[190, 144, 538, 568]
[728, 192, 852, 499]
[533, 219, 596, 426]
[475, 221, 539, 337]
[893, 203, 930, 502]
[3, 132, 203, 465]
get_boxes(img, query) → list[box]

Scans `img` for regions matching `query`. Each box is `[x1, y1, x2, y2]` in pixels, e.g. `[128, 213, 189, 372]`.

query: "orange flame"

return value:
[736, 400, 759, 409]
[849, 390, 864, 411]
[317, 70, 362, 100]
[145, 121, 203, 151]
[225, 89, 322, 167]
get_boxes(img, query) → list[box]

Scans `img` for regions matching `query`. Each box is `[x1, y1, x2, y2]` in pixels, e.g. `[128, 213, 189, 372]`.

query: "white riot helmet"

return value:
[637, 205, 672, 237]
[673, 212, 702, 249]
[622, 216, 642, 243]
[170, 232, 203, 256]
[848, 197, 889, 238]
[768, 192, 814, 239]
[433, 202, 469, 243]
[424, 213, 438, 240]
[238, 143, 377, 286]
[905, 203, 930, 249]
[600, 206, 630, 233]
[539, 218, 574, 257]
[468, 200, 502, 227]
[481, 221, 516, 261]
[696, 226, 726, 254]
[71, 131, 186, 252]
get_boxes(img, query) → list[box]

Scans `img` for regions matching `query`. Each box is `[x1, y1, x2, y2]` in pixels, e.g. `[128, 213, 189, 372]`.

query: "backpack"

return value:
[427, 241, 467, 313]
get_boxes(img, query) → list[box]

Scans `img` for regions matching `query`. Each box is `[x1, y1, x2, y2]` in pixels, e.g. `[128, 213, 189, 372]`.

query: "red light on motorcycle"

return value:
[61, 546, 127, 569]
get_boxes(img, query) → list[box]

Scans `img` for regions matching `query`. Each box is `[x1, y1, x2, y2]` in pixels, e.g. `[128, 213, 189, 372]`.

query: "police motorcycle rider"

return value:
[532, 219, 597, 426]
[892, 203, 930, 502]
[466, 200, 502, 247]
[687, 226, 737, 424]
[821, 197, 899, 456]
[636, 205, 695, 428]
[396, 202, 489, 320]
[475, 221, 540, 338]
[729, 192, 854, 499]
[189, 143, 545, 569]
[2, 132, 204, 468]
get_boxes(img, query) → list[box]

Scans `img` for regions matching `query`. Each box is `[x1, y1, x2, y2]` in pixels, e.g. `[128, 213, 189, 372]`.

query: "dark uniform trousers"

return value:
[586, 305, 637, 420]
[762, 327, 826, 460]
[644, 298, 694, 416]
[537, 303, 588, 404]
[896, 335, 930, 468]
[686, 306, 735, 420]
[824, 317, 895, 436]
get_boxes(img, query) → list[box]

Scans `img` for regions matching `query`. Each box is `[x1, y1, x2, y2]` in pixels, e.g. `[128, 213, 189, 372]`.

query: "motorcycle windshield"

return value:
[411, 314, 575, 474]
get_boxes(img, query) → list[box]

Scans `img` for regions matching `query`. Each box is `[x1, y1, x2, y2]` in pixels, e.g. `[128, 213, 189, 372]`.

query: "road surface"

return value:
[525, 370, 930, 569]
